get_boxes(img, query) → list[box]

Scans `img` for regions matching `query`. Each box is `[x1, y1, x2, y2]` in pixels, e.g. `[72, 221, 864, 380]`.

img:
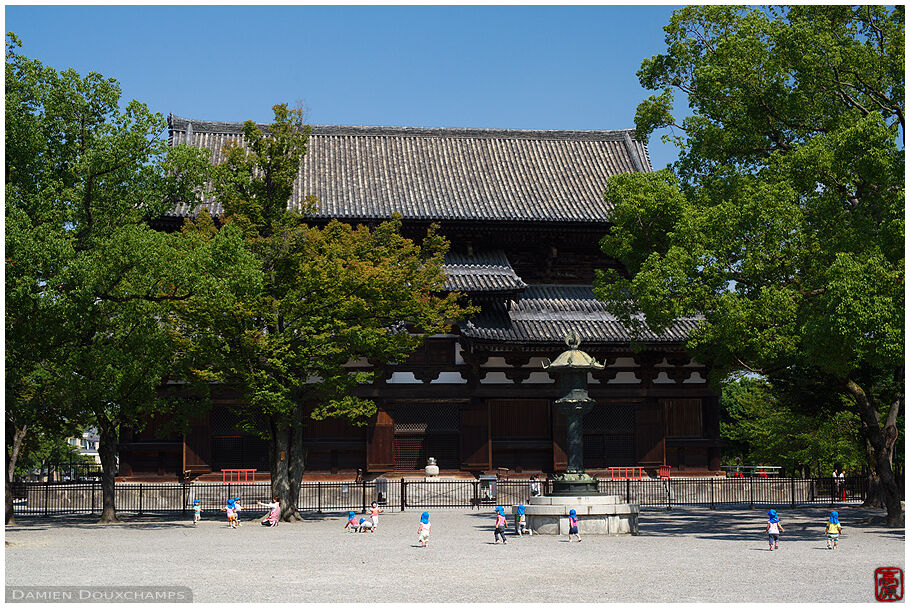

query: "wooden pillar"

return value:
[635, 397, 666, 466]
[704, 395, 722, 471]
[366, 405, 394, 472]
[460, 399, 490, 471]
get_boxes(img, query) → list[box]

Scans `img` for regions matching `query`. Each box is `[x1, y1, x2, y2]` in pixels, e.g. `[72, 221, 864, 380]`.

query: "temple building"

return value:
[118, 117, 722, 479]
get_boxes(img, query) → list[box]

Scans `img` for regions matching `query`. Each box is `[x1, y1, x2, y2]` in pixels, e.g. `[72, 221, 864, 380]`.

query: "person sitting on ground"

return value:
[257, 496, 280, 527]
[344, 511, 359, 532]
[358, 517, 374, 533]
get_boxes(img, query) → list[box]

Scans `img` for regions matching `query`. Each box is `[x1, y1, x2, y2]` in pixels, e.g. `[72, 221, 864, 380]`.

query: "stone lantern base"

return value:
[515, 494, 640, 535]
[549, 472, 600, 496]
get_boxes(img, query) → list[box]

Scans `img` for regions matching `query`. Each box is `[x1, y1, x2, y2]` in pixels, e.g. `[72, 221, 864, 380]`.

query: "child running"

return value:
[192, 499, 202, 526]
[345, 511, 359, 532]
[224, 498, 239, 529]
[369, 500, 383, 530]
[766, 509, 785, 550]
[417, 512, 431, 548]
[257, 496, 280, 527]
[568, 509, 581, 542]
[516, 504, 530, 536]
[232, 496, 243, 526]
[825, 511, 842, 549]
[494, 506, 508, 544]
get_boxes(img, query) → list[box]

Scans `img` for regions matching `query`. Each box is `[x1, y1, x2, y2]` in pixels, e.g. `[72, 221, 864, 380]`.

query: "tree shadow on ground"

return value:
[638, 505, 899, 542]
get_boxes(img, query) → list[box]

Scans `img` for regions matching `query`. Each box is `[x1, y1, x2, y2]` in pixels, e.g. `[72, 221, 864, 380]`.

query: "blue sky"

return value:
[7, 5, 685, 170]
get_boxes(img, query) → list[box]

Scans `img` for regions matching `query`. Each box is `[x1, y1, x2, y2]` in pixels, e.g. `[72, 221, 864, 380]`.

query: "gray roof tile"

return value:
[459, 285, 700, 344]
[167, 116, 652, 223]
[442, 250, 526, 294]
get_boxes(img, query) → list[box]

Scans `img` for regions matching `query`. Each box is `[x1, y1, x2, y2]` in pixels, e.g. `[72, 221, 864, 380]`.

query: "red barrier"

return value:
[222, 469, 256, 484]
[608, 466, 644, 480]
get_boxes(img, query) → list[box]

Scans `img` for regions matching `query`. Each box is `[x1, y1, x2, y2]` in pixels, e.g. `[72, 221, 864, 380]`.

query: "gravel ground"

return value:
[5, 505, 904, 603]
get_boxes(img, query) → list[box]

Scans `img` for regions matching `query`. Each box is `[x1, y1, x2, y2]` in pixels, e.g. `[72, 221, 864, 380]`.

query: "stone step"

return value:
[528, 494, 623, 505]
[519, 503, 639, 516]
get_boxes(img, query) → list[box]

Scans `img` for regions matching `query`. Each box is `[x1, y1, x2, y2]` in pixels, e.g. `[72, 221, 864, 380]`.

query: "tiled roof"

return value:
[459, 285, 700, 345]
[442, 250, 527, 294]
[167, 116, 651, 223]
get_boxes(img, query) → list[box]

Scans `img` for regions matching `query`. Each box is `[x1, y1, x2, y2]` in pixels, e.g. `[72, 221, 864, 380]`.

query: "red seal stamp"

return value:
[875, 567, 903, 602]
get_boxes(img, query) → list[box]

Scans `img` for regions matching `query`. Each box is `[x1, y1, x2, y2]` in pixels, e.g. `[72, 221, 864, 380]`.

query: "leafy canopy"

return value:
[5, 32, 232, 439]
[180, 105, 473, 429]
[596, 6, 904, 385]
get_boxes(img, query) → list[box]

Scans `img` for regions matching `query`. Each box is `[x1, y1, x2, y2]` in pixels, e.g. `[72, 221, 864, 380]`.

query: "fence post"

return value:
[710, 478, 716, 510]
[665, 479, 671, 511]
[182, 483, 187, 515]
[749, 475, 754, 509]
[473, 481, 478, 509]
[791, 476, 796, 508]
[138, 483, 143, 516]
[400, 479, 406, 512]
[91, 481, 96, 515]
[44, 477, 50, 517]
[626, 478, 630, 504]
[317, 482, 322, 514]
[362, 481, 367, 514]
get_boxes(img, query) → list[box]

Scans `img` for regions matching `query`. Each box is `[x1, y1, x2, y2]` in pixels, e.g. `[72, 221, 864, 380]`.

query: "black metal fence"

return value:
[11, 476, 868, 517]
[16, 461, 105, 482]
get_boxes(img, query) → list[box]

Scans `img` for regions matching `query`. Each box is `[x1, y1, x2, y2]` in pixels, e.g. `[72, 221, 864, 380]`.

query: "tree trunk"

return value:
[97, 418, 121, 524]
[269, 416, 301, 522]
[846, 379, 903, 527]
[6, 423, 28, 525]
[287, 405, 305, 517]
[6, 443, 14, 525]
[8, 424, 27, 483]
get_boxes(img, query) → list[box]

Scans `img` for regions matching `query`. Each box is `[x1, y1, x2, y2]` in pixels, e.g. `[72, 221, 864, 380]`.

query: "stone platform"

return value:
[515, 494, 639, 535]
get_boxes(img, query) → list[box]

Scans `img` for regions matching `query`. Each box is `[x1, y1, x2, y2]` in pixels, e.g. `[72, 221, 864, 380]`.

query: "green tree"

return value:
[720, 376, 866, 476]
[179, 105, 474, 520]
[5, 34, 233, 522]
[595, 7, 904, 524]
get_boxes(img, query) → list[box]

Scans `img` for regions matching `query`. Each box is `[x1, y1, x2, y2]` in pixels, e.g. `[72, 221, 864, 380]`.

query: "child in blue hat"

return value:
[345, 511, 359, 532]
[192, 499, 201, 526]
[568, 509, 580, 542]
[765, 509, 785, 550]
[825, 511, 842, 549]
[417, 512, 431, 547]
[223, 498, 238, 529]
[515, 504, 530, 536]
[493, 506, 508, 544]
[357, 517, 374, 533]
